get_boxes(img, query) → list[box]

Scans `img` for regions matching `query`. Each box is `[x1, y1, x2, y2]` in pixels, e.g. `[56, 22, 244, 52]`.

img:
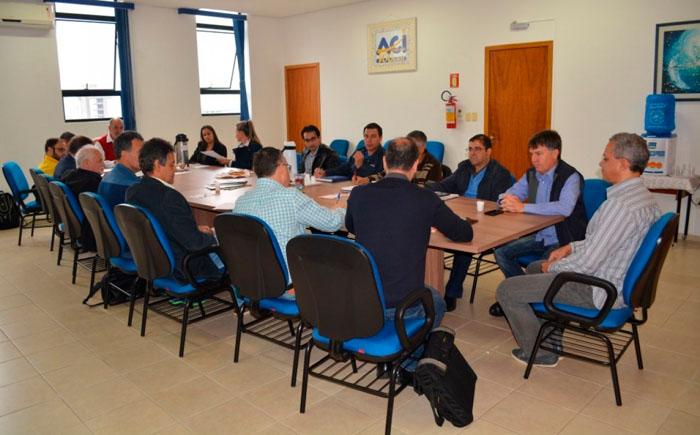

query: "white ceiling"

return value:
[132, 0, 370, 18]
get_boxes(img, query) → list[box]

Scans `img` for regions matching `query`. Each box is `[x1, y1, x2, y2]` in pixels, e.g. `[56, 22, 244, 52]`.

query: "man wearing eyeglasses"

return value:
[428, 134, 513, 311]
[234, 147, 345, 268]
[299, 125, 339, 175]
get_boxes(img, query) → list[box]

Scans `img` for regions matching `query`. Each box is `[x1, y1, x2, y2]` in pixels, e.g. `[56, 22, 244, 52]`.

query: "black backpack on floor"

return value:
[0, 191, 20, 230]
[414, 326, 477, 428]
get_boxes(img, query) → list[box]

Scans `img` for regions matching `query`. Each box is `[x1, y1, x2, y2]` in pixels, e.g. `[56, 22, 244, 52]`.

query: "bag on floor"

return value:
[84, 268, 140, 306]
[0, 191, 20, 230]
[414, 326, 477, 428]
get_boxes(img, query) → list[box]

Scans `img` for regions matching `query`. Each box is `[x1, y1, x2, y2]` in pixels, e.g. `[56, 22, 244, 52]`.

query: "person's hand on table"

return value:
[352, 175, 370, 185]
[217, 157, 231, 165]
[198, 225, 213, 235]
[313, 168, 325, 177]
[500, 194, 525, 213]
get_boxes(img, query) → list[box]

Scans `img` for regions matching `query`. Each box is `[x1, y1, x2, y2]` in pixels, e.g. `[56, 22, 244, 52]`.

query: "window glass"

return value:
[200, 94, 241, 116]
[55, 20, 118, 90]
[55, 4, 114, 17]
[196, 28, 238, 89]
[63, 96, 122, 121]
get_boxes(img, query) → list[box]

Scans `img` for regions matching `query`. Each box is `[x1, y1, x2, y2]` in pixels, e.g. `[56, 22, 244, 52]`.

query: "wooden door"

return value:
[285, 63, 321, 152]
[484, 41, 552, 179]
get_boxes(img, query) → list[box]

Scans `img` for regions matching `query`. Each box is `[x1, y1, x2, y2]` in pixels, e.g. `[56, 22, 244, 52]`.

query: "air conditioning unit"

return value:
[0, 2, 54, 29]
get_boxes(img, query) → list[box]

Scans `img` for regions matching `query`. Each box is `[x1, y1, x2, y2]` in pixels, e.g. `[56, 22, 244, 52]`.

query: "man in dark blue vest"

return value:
[491, 130, 587, 317]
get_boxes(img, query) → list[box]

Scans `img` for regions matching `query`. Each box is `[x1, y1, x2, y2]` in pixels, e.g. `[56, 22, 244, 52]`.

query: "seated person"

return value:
[93, 118, 124, 162]
[234, 147, 345, 269]
[406, 130, 442, 184]
[99, 131, 144, 209]
[220, 120, 262, 170]
[299, 124, 339, 174]
[346, 137, 473, 341]
[429, 134, 513, 311]
[189, 125, 229, 166]
[62, 145, 105, 251]
[38, 138, 65, 177]
[54, 135, 94, 180]
[497, 133, 660, 367]
[126, 138, 220, 281]
[491, 130, 587, 317]
[315, 122, 385, 185]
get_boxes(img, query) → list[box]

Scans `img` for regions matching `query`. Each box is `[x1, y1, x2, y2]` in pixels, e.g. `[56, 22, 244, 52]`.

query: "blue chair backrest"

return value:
[52, 181, 84, 223]
[383, 140, 391, 150]
[621, 212, 676, 306]
[286, 234, 387, 341]
[81, 192, 128, 255]
[329, 139, 349, 157]
[114, 204, 175, 279]
[355, 140, 365, 151]
[2, 161, 30, 202]
[583, 178, 611, 220]
[426, 141, 445, 163]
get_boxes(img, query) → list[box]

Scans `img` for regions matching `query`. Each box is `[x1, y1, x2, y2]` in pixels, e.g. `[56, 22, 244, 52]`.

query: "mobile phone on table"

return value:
[485, 209, 504, 216]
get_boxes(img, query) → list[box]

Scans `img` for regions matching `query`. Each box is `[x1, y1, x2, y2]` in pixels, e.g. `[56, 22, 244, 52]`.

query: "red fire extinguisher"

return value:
[442, 90, 458, 129]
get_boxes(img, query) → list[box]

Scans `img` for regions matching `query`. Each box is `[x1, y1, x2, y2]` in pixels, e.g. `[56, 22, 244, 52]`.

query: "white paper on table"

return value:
[213, 202, 236, 211]
[201, 150, 227, 160]
[340, 185, 356, 192]
[319, 194, 340, 200]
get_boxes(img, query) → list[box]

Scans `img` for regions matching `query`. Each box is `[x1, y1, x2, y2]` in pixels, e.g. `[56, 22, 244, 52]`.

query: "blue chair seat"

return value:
[518, 254, 541, 268]
[23, 200, 42, 213]
[259, 297, 300, 317]
[109, 255, 137, 273]
[312, 317, 426, 358]
[153, 276, 209, 295]
[530, 302, 632, 329]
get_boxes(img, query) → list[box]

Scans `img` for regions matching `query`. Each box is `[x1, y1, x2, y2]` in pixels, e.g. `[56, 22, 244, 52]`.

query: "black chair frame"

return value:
[444, 249, 501, 303]
[300, 288, 435, 435]
[523, 215, 678, 406]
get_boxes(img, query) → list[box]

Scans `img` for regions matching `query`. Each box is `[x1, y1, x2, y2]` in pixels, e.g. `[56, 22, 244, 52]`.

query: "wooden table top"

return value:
[173, 165, 563, 254]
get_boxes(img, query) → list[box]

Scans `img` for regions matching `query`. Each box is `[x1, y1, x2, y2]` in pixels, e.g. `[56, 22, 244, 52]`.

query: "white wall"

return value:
[280, 0, 700, 234]
[0, 0, 286, 186]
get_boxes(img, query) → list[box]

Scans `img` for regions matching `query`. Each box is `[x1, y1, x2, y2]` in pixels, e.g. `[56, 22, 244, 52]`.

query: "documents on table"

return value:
[206, 179, 248, 190]
[201, 150, 227, 160]
[213, 202, 236, 211]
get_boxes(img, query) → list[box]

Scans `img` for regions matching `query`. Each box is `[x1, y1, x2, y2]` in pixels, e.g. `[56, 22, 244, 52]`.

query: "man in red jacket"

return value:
[93, 118, 124, 161]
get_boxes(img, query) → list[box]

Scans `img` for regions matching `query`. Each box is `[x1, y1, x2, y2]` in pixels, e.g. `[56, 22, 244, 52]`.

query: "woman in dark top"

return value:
[229, 120, 262, 169]
[189, 125, 228, 166]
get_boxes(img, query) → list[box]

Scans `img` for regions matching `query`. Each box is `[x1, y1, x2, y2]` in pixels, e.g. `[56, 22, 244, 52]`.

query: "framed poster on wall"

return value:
[654, 19, 700, 101]
[367, 18, 417, 74]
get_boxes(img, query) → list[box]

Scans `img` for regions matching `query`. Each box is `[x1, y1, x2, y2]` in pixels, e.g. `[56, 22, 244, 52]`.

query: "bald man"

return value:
[94, 118, 124, 161]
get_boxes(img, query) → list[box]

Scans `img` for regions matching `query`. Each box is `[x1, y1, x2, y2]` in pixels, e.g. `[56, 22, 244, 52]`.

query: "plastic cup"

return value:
[476, 200, 485, 213]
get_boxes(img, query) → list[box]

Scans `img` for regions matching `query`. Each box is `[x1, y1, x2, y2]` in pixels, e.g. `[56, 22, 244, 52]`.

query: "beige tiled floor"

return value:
[0, 225, 698, 434]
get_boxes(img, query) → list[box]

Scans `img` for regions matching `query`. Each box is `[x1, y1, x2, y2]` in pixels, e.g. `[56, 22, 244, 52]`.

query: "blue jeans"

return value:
[494, 236, 558, 278]
[384, 287, 445, 372]
[445, 253, 473, 299]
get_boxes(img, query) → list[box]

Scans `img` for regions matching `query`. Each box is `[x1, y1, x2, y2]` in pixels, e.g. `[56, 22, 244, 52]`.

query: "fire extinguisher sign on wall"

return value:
[441, 90, 458, 129]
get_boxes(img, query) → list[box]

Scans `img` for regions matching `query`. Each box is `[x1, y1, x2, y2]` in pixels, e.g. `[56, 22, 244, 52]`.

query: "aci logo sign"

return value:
[374, 31, 408, 64]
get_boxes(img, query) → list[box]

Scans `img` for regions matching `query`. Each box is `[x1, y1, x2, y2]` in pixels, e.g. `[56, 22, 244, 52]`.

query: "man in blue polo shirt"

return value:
[99, 131, 144, 209]
[314, 122, 385, 185]
[429, 134, 513, 311]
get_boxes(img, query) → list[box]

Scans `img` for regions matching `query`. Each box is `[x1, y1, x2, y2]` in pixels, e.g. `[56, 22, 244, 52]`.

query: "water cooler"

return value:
[642, 94, 676, 176]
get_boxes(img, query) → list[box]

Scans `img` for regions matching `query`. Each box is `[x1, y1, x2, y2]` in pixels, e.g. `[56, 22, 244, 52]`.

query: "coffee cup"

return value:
[476, 200, 485, 213]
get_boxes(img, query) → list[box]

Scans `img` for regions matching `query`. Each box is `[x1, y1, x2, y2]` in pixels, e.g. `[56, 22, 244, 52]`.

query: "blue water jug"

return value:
[644, 94, 675, 137]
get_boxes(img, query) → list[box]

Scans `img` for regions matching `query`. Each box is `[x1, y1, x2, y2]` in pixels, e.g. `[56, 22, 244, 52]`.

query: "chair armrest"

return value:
[395, 288, 435, 352]
[543, 271, 617, 328]
[182, 245, 227, 286]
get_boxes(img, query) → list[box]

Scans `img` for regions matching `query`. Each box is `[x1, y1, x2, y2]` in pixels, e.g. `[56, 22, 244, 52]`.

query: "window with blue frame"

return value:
[195, 14, 242, 116]
[54, 3, 123, 122]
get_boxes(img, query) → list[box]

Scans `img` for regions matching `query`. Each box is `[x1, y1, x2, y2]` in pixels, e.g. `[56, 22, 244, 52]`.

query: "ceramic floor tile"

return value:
[580, 388, 672, 434]
[657, 409, 700, 434]
[245, 377, 327, 420]
[25, 341, 94, 373]
[10, 327, 78, 355]
[558, 414, 635, 435]
[481, 391, 576, 435]
[184, 398, 272, 434]
[85, 399, 176, 435]
[0, 376, 57, 416]
[673, 383, 700, 417]
[61, 376, 146, 421]
[0, 357, 39, 387]
[281, 397, 377, 435]
[0, 399, 82, 434]
[208, 356, 287, 394]
[99, 340, 173, 373]
[43, 357, 120, 396]
[124, 358, 202, 395]
[515, 365, 602, 412]
[149, 376, 233, 419]
[0, 341, 21, 363]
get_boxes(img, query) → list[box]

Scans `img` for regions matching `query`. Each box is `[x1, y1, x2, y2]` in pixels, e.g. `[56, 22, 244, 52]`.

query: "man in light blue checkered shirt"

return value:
[233, 147, 345, 268]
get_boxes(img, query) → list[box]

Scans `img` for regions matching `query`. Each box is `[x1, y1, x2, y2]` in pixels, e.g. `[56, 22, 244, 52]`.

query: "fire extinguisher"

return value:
[441, 90, 458, 129]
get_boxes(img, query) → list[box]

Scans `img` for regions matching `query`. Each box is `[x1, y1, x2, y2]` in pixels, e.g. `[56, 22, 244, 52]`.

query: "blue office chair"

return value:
[35, 174, 69, 263]
[516, 178, 612, 268]
[383, 140, 392, 150]
[79, 192, 139, 310]
[329, 139, 350, 164]
[214, 213, 309, 387]
[524, 212, 678, 406]
[114, 204, 237, 357]
[287, 235, 435, 435]
[48, 181, 104, 288]
[426, 141, 445, 163]
[2, 161, 44, 245]
[354, 139, 365, 152]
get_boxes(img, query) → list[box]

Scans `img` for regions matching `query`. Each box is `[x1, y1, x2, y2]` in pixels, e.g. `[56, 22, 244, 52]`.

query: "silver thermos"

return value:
[174, 133, 189, 168]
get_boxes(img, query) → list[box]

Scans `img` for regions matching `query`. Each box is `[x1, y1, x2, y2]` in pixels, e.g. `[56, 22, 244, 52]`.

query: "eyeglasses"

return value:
[303, 137, 319, 142]
[467, 147, 486, 152]
[279, 163, 292, 171]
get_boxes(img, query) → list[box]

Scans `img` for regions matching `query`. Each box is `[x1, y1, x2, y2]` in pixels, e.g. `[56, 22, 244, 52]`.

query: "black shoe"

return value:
[489, 302, 505, 317]
[444, 296, 457, 312]
[398, 367, 414, 386]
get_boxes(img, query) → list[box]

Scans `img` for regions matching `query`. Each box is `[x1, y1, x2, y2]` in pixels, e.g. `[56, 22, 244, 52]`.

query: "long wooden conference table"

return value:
[174, 164, 563, 294]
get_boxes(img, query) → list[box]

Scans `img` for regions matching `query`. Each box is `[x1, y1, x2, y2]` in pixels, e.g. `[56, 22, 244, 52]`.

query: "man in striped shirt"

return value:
[496, 133, 660, 367]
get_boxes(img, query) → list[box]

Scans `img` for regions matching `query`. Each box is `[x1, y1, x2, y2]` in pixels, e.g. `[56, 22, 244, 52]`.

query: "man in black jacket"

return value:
[126, 138, 220, 281]
[346, 137, 473, 332]
[299, 125, 339, 174]
[429, 134, 513, 311]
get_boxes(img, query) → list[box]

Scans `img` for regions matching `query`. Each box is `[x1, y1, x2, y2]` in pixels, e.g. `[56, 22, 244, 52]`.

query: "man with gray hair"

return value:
[61, 145, 105, 251]
[496, 133, 660, 367]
